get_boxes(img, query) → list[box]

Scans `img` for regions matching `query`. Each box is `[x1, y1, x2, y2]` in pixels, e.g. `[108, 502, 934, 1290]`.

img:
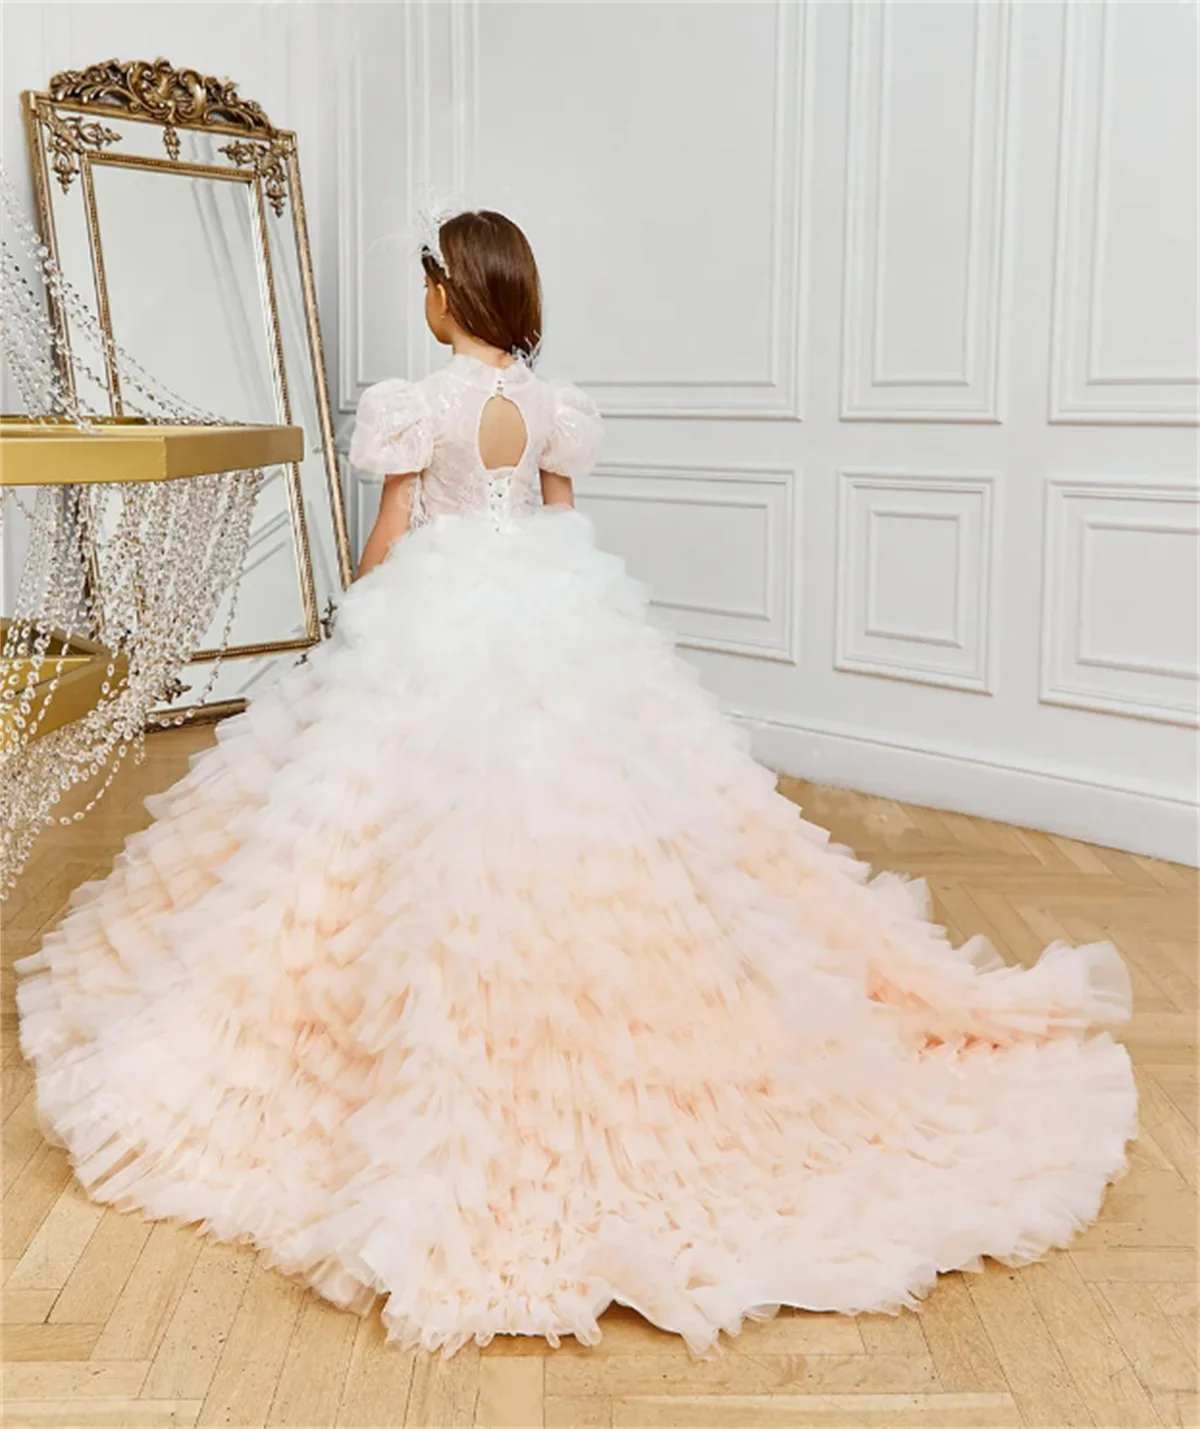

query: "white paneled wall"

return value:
[841, 0, 1012, 421]
[585, 463, 801, 665]
[1051, 1, 1199, 423]
[335, 0, 1197, 862]
[4, 1, 1197, 862]
[835, 470, 1000, 694]
[1041, 478, 1199, 726]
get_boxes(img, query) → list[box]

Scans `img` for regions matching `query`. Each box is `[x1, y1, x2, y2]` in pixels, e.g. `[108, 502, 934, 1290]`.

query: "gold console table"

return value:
[0, 417, 304, 739]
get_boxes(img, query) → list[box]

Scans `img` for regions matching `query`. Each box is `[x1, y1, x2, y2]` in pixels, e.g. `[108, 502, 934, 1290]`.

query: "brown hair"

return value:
[421, 211, 543, 362]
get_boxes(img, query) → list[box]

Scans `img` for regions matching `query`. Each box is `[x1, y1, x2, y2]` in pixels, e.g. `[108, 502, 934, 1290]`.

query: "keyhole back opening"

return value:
[477, 393, 529, 472]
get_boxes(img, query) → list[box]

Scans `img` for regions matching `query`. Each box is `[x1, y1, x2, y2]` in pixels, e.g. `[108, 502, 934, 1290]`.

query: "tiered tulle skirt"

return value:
[16, 505, 1138, 1356]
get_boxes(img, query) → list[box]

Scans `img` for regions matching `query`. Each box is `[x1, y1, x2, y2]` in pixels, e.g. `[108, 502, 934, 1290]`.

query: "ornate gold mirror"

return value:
[22, 58, 351, 721]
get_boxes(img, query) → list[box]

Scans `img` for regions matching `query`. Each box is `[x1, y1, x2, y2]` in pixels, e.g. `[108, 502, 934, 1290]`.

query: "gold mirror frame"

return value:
[21, 57, 352, 724]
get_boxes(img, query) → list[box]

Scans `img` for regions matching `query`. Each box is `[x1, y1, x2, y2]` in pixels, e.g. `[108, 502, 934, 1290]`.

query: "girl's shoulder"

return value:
[353, 375, 436, 428]
[540, 375, 600, 420]
[536, 375, 603, 481]
[349, 377, 437, 474]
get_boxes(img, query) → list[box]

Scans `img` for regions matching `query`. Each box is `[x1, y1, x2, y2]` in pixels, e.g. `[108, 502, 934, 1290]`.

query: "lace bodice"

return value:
[349, 353, 603, 529]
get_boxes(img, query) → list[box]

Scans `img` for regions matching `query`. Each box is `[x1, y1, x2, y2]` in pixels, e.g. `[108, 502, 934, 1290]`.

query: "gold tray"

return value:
[0, 620, 129, 743]
[0, 417, 305, 487]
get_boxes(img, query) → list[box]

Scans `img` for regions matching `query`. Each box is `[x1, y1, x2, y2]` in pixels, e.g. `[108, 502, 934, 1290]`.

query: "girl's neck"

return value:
[450, 334, 515, 369]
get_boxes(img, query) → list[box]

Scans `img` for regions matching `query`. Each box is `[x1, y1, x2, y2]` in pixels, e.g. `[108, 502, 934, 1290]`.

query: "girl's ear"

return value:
[436, 283, 449, 316]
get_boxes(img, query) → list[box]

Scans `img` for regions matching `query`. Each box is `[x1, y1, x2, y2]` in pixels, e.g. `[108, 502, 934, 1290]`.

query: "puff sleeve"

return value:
[540, 381, 603, 482]
[348, 378, 434, 475]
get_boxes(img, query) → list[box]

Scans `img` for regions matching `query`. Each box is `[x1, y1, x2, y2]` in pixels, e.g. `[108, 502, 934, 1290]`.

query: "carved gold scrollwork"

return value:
[219, 136, 293, 217]
[48, 56, 275, 131]
[296, 601, 338, 666]
[34, 99, 121, 192]
[47, 57, 277, 164]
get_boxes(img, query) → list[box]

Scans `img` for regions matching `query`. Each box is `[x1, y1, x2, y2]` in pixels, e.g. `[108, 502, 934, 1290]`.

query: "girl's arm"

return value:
[356, 472, 419, 579]
[540, 469, 574, 508]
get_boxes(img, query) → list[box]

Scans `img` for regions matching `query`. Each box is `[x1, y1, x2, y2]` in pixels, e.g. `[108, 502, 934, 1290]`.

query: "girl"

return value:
[16, 210, 1138, 1358]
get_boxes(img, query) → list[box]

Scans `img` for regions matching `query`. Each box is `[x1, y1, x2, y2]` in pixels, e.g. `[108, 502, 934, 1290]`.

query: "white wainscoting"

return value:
[579, 463, 800, 664]
[1050, 0, 1200, 424]
[1042, 477, 1199, 726]
[334, 4, 435, 414]
[835, 469, 1000, 693]
[735, 703, 1198, 866]
[478, 0, 811, 419]
[841, 0, 1015, 422]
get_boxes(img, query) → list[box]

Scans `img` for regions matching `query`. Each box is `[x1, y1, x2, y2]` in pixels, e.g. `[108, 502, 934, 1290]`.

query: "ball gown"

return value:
[15, 349, 1139, 1358]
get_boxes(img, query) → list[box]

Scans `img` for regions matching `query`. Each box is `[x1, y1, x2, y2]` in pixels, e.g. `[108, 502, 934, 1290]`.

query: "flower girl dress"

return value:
[16, 350, 1138, 1357]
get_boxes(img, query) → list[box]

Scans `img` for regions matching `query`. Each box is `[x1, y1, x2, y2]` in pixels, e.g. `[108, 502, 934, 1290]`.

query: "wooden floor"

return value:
[1, 726, 1196, 1429]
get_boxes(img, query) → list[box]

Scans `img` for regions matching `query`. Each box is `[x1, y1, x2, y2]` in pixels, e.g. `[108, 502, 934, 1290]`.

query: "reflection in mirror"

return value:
[22, 59, 350, 722]
[90, 164, 275, 418]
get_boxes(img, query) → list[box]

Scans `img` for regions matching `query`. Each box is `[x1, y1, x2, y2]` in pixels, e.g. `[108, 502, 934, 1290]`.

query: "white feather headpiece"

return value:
[416, 198, 458, 280]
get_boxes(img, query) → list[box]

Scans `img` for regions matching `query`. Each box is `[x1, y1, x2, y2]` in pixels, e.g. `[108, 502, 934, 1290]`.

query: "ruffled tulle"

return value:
[15, 505, 1138, 1358]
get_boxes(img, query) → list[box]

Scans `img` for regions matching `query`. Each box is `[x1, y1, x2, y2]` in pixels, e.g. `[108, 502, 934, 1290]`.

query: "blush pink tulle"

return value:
[15, 505, 1138, 1359]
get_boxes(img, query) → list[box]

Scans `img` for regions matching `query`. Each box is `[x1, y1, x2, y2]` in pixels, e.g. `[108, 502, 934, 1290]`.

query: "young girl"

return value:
[16, 210, 1138, 1358]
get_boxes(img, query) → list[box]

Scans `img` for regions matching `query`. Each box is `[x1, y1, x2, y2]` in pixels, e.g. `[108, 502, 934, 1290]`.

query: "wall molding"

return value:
[732, 702, 1197, 866]
[1041, 476, 1200, 726]
[835, 468, 1000, 693]
[335, 3, 431, 413]
[334, 48, 362, 413]
[580, 460, 801, 663]
[1049, 0, 1200, 425]
[864, 508, 965, 647]
[447, 0, 810, 419]
[338, 0, 812, 418]
[840, 0, 1014, 422]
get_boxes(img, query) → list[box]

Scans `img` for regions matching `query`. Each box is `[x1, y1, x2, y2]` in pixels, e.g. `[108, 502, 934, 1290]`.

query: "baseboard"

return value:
[730, 706, 1199, 867]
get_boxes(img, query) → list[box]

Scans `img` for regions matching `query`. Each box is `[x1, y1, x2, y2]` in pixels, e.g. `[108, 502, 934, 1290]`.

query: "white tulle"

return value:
[16, 359, 1138, 1359]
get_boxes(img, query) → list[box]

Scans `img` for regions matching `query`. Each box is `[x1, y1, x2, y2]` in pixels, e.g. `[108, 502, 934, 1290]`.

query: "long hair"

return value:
[421, 211, 543, 362]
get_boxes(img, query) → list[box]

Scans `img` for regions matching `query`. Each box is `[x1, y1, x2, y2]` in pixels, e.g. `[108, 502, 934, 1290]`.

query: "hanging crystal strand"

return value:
[0, 166, 266, 893]
[1, 169, 215, 425]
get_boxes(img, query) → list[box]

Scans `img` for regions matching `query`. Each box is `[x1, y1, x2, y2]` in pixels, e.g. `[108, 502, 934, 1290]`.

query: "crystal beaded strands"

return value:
[0, 168, 264, 896]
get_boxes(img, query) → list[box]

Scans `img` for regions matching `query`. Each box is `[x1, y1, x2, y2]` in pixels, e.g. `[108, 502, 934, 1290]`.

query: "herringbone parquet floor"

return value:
[1, 727, 1196, 1429]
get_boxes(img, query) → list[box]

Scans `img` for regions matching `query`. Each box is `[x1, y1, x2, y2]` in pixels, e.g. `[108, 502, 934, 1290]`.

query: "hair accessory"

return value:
[511, 335, 544, 366]
[415, 194, 462, 282]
